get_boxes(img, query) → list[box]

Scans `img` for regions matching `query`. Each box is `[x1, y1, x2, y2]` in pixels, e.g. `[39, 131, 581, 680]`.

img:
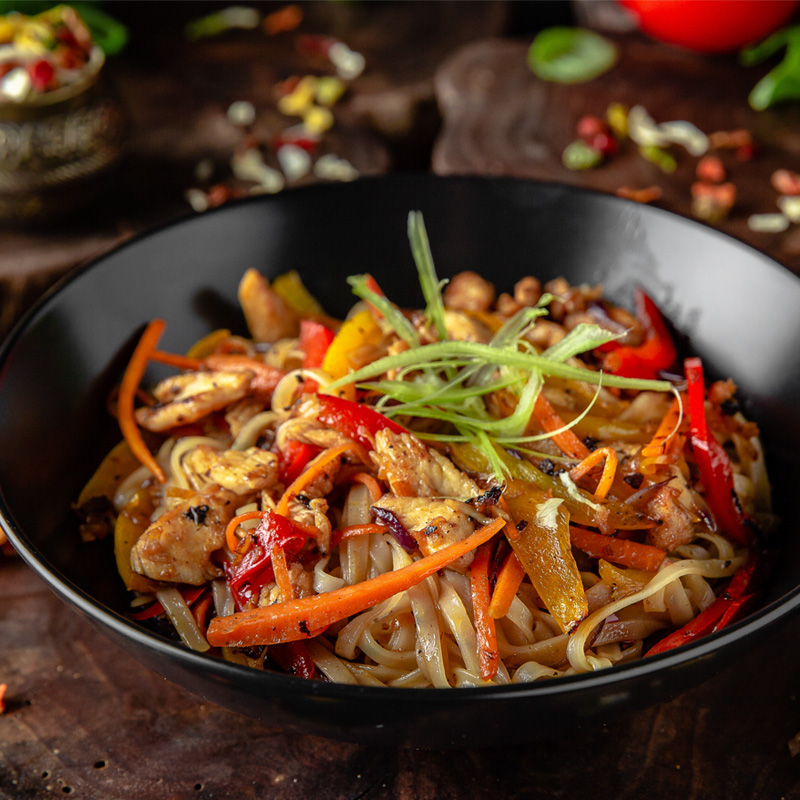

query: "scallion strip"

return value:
[326, 340, 672, 393]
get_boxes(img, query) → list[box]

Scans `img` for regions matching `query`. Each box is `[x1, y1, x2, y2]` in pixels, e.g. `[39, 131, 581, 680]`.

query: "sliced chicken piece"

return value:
[182, 445, 279, 496]
[130, 490, 236, 584]
[238, 268, 299, 343]
[644, 485, 695, 551]
[136, 370, 253, 432]
[371, 430, 480, 499]
[444, 309, 492, 343]
[373, 495, 476, 571]
[276, 416, 356, 453]
[443, 271, 495, 312]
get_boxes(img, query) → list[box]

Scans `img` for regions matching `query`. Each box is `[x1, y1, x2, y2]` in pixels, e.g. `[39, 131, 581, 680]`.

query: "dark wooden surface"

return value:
[3, 3, 800, 798]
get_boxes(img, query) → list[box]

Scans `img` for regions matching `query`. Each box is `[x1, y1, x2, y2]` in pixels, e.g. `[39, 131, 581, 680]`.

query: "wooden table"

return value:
[3, 3, 800, 797]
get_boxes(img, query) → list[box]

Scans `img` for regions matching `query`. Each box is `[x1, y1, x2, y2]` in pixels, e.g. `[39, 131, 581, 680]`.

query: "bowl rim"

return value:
[3, 173, 800, 703]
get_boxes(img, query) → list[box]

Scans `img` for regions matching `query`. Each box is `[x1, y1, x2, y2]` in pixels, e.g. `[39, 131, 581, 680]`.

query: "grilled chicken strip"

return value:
[136, 370, 253, 432]
[130, 490, 236, 584]
[371, 430, 480, 498]
[182, 445, 279, 496]
[238, 268, 299, 343]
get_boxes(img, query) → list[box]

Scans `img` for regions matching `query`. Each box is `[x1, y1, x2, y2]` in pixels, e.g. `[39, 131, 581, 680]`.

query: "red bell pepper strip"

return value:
[226, 510, 315, 609]
[269, 641, 317, 679]
[685, 357, 754, 545]
[280, 440, 323, 486]
[646, 556, 759, 655]
[316, 394, 407, 450]
[299, 319, 336, 369]
[600, 288, 677, 379]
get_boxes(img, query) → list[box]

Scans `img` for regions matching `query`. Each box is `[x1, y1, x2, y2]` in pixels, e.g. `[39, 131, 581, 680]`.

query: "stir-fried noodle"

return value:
[76, 214, 774, 687]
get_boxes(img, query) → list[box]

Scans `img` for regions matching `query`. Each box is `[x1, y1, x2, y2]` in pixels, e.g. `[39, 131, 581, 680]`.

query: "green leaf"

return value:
[347, 275, 419, 348]
[407, 211, 449, 343]
[542, 323, 621, 363]
[528, 27, 617, 84]
[741, 26, 800, 111]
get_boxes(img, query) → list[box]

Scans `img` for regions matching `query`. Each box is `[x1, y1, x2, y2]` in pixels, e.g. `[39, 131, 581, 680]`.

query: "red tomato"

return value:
[618, 0, 800, 53]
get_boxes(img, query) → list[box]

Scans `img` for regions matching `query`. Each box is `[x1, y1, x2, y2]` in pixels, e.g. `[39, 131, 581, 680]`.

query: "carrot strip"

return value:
[569, 446, 618, 500]
[641, 395, 685, 459]
[149, 350, 203, 371]
[206, 517, 505, 647]
[533, 394, 591, 460]
[488, 550, 526, 619]
[570, 526, 666, 572]
[271, 546, 295, 601]
[331, 523, 388, 547]
[350, 472, 384, 503]
[225, 510, 264, 552]
[276, 442, 368, 517]
[192, 591, 214, 634]
[470, 542, 498, 681]
[203, 354, 285, 394]
[117, 319, 167, 483]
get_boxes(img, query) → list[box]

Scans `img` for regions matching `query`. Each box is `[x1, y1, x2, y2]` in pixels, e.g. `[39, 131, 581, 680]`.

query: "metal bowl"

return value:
[1, 175, 798, 748]
[0, 47, 125, 221]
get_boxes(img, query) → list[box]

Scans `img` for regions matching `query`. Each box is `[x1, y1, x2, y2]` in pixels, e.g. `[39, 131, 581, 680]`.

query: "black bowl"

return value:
[2, 175, 799, 749]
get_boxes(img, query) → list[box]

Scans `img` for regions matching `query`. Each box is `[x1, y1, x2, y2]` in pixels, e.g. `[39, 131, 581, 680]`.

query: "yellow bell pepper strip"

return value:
[503, 481, 588, 634]
[685, 357, 754, 545]
[321, 308, 383, 380]
[271, 269, 339, 328]
[206, 517, 505, 648]
[646, 556, 760, 655]
[115, 491, 163, 593]
[186, 328, 231, 359]
[76, 440, 140, 509]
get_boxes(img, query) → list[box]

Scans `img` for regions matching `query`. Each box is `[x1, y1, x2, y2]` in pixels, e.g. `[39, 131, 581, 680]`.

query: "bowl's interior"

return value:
[1, 175, 799, 743]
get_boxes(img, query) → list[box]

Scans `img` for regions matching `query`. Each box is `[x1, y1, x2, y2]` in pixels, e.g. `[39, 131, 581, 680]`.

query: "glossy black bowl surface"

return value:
[1, 175, 799, 749]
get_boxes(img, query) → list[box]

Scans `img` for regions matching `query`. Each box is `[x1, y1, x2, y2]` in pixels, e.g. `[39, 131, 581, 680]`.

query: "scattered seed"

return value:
[747, 213, 790, 233]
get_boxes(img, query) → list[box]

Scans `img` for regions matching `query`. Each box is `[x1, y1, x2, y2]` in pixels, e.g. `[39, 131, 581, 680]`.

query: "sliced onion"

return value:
[371, 506, 417, 553]
[155, 587, 209, 652]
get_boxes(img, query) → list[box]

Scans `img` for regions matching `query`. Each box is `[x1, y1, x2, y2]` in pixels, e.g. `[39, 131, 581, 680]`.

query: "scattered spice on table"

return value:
[182, 4, 365, 211]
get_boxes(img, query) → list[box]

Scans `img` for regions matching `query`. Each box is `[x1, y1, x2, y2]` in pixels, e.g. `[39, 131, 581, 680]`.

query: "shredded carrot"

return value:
[149, 350, 203, 371]
[203, 354, 285, 394]
[331, 523, 388, 547]
[225, 510, 264, 552]
[640, 395, 686, 475]
[533, 394, 591, 460]
[117, 319, 167, 483]
[350, 472, 384, 503]
[488, 550, 526, 619]
[569, 526, 666, 572]
[470, 542, 498, 681]
[569, 446, 618, 500]
[277, 443, 368, 517]
[271, 546, 295, 601]
[206, 517, 505, 647]
[192, 591, 214, 634]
